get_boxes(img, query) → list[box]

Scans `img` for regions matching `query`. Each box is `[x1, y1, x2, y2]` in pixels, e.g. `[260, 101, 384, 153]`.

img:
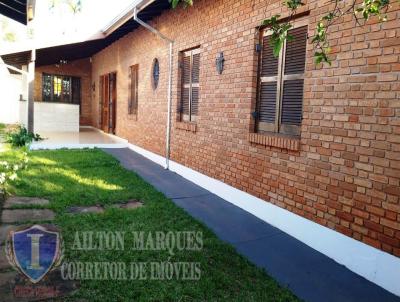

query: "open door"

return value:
[100, 72, 117, 134]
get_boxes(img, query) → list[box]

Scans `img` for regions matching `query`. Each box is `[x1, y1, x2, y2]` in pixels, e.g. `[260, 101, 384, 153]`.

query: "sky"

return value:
[0, 0, 133, 49]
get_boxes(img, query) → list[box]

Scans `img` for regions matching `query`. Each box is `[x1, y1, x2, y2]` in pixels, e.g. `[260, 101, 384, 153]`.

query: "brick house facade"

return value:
[34, 58, 92, 126]
[26, 0, 400, 257]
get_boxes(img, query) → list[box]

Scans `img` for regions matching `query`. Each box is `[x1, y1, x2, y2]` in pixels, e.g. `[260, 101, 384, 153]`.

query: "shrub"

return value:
[6, 125, 42, 147]
[0, 152, 29, 200]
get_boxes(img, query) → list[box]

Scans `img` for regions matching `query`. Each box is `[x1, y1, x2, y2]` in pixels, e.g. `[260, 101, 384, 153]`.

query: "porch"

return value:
[30, 127, 127, 150]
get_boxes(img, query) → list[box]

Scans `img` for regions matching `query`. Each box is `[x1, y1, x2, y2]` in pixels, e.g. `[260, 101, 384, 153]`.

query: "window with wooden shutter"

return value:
[180, 48, 200, 122]
[256, 24, 307, 137]
[129, 64, 139, 115]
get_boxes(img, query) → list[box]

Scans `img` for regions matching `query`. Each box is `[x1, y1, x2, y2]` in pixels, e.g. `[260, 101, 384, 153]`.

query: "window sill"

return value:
[248, 132, 300, 151]
[128, 113, 138, 120]
[176, 122, 196, 133]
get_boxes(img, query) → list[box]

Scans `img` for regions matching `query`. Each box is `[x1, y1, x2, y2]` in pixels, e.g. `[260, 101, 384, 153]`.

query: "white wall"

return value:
[0, 61, 23, 124]
[33, 102, 80, 133]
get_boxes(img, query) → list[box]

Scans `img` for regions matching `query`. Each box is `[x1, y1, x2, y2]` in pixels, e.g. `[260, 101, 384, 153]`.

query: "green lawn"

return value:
[0, 123, 5, 140]
[1, 149, 298, 301]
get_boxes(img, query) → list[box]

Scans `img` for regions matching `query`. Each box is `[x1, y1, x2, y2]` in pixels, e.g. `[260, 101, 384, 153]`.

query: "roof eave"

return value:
[102, 0, 157, 36]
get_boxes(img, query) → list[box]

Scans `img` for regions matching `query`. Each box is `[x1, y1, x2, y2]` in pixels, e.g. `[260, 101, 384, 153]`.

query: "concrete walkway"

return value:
[104, 148, 400, 302]
[31, 127, 128, 150]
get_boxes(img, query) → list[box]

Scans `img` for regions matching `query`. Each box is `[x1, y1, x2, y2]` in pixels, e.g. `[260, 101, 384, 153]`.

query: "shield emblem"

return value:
[11, 225, 60, 283]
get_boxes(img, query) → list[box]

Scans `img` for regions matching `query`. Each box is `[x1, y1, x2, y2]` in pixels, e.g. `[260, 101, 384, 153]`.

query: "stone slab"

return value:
[111, 200, 143, 210]
[67, 206, 104, 214]
[3, 197, 49, 209]
[1, 210, 55, 223]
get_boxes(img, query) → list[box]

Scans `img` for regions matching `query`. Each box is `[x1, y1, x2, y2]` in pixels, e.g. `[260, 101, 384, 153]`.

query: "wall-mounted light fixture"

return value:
[92, 82, 96, 92]
[216, 52, 225, 75]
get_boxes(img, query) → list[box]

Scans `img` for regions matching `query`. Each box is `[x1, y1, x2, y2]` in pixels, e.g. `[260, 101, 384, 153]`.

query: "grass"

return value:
[0, 148, 299, 301]
[0, 123, 6, 141]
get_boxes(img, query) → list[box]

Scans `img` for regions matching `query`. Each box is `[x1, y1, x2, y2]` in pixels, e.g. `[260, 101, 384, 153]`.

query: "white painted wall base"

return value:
[34, 102, 80, 132]
[127, 142, 400, 297]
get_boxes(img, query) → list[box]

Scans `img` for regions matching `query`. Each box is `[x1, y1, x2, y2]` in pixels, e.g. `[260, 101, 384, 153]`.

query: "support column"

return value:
[27, 49, 35, 132]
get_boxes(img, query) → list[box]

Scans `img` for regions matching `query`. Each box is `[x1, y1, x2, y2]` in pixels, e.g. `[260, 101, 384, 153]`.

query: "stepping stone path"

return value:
[3, 197, 50, 208]
[0, 197, 76, 301]
[1, 209, 55, 224]
[67, 200, 143, 214]
[0, 196, 142, 301]
[111, 200, 143, 209]
[68, 205, 105, 214]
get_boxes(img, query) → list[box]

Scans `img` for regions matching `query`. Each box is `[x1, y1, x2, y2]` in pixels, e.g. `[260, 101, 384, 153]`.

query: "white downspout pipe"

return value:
[133, 7, 174, 170]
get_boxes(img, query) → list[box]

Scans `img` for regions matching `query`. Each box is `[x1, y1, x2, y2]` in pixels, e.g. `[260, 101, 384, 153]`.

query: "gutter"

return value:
[102, 0, 155, 36]
[133, 1, 174, 170]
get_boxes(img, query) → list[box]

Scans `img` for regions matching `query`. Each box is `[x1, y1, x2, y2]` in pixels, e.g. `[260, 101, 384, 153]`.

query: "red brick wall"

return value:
[91, 0, 400, 256]
[35, 58, 92, 125]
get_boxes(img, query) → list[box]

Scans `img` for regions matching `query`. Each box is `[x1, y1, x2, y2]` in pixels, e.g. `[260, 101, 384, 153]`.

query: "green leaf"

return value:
[273, 39, 283, 57]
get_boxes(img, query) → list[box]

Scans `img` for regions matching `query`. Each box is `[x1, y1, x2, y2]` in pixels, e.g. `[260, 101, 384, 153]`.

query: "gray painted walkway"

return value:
[104, 148, 400, 302]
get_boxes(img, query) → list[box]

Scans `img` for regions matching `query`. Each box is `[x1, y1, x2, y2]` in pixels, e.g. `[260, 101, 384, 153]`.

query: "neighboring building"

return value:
[0, 57, 24, 124]
[1, 0, 399, 295]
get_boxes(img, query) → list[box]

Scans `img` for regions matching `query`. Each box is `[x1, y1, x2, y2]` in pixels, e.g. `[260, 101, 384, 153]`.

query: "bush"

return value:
[6, 125, 42, 147]
[0, 152, 29, 199]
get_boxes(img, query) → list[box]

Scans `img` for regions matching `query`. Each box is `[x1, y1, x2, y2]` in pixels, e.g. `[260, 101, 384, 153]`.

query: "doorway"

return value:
[99, 72, 117, 134]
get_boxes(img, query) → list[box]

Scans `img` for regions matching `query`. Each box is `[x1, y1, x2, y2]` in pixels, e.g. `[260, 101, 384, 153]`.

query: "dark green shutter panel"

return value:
[259, 82, 277, 123]
[284, 26, 307, 75]
[261, 36, 278, 77]
[281, 79, 303, 125]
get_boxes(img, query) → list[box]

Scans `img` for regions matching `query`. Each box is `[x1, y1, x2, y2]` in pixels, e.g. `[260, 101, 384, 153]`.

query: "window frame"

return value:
[128, 64, 139, 116]
[42, 73, 81, 106]
[256, 19, 308, 137]
[180, 47, 200, 123]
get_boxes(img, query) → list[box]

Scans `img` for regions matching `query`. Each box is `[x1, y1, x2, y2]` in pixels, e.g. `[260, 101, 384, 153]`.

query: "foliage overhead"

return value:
[50, 0, 82, 15]
[0, 17, 17, 42]
[171, 0, 397, 65]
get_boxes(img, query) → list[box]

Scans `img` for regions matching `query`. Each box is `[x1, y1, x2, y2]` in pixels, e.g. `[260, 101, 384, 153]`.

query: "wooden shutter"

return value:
[280, 26, 307, 136]
[181, 48, 200, 122]
[181, 55, 191, 119]
[99, 76, 104, 126]
[258, 36, 279, 132]
[257, 25, 307, 136]
[129, 65, 139, 115]
[191, 52, 200, 117]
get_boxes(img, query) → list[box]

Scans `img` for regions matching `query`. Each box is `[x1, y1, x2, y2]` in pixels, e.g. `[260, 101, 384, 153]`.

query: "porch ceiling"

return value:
[1, 0, 171, 70]
[0, 0, 27, 25]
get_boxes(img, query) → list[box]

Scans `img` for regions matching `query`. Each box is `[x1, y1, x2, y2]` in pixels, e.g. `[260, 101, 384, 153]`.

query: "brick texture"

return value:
[34, 58, 92, 125]
[88, 0, 400, 256]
